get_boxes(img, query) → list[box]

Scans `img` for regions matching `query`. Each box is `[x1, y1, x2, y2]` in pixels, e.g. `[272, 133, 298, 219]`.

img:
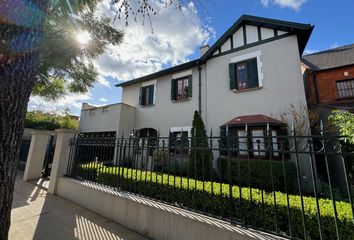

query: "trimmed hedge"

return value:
[76, 163, 354, 240]
[218, 158, 297, 193]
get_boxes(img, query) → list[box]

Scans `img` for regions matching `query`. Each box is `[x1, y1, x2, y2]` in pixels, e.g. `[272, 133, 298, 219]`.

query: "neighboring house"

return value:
[302, 44, 354, 185]
[302, 43, 354, 113]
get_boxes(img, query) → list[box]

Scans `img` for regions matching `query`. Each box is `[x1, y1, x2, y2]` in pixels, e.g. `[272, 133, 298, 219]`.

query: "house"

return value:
[302, 44, 354, 185]
[80, 13, 314, 146]
[302, 44, 354, 113]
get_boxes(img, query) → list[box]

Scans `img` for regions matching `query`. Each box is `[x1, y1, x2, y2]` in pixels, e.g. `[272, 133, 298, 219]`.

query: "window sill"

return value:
[140, 104, 155, 108]
[335, 96, 354, 100]
[172, 98, 191, 103]
[232, 86, 262, 93]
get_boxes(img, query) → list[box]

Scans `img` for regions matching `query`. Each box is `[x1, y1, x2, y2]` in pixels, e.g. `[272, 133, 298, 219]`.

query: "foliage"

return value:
[33, 0, 123, 100]
[217, 158, 297, 193]
[189, 111, 213, 180]
[77, 163, 354, 240]
[25, 110, 79, 130]
[329, 111, 354, 144]
[152, 148, 169, 169]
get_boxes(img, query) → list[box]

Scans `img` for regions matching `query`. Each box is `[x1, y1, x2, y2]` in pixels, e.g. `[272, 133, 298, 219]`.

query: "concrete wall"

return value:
[57, 177, 284, 240]
[79, 103, 135, 135]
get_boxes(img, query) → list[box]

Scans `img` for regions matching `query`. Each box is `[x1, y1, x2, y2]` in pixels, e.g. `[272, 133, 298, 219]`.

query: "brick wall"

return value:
[306, 65, 354, 105]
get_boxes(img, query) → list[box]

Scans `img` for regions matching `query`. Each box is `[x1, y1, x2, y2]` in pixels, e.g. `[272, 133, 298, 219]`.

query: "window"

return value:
[139, 85, 154, 106]
[237, 130, 248, 155]
[169, 131, 189, 154]
[252, 129, 266, 157]
[171, 75, 192, 101]
[229, 57, 260, 91]
[336, 79, 354, 99]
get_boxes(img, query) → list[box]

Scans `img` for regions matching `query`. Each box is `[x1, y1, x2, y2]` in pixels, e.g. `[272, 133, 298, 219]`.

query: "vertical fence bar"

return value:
[340, 144, 354, 222]
[226, 127, 234, 222]
[281, 139, 292, 238]
[267, 124, 278, 233]
[320, 124, 340, 240]
[292, 124, 308, 239]
[308, 139, 323, 240]
[210, 129, 214, 197]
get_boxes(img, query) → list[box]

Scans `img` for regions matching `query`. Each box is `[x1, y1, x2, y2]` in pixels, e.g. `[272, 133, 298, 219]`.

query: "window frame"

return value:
[175, 77, 190, 101]
[336, 79, 354, 99]
[230, 50, 263, 92]
[140, 84, 155, 106]
[171, 74, 192, 102]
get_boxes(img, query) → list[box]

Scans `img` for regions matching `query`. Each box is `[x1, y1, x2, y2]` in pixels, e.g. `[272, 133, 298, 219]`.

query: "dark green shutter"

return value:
[171, 79, 176, 101]
[148, 85, 154, 105]
[247, 58, 259, 88]
[139, 87, 143, 105]
[229, 63, 236, 90]
[188, 75, 192, 98]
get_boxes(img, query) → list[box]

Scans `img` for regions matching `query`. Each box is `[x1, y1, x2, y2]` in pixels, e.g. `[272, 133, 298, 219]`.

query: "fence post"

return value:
[23, 130, 53, 181]
[48, 129, 78, 194]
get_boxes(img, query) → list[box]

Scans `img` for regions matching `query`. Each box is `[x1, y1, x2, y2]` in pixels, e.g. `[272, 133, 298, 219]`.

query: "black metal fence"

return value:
[66, 130, 354, 240]
[17, 136, 32, 171]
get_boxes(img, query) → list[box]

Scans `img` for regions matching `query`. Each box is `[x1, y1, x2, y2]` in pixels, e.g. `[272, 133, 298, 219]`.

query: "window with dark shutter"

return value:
[229, 58, 259, 91]
[140, 84, 155, 106]
[171, 75, 192, 101]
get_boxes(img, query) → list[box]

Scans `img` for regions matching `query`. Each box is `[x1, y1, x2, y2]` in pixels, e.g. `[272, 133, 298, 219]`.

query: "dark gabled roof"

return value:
[302, 44, 354, 71]
[116, 59, 199, 87]
[202, 15, 313, 60]
[116, 15, 313, 88]
[221, 114, 285, 127]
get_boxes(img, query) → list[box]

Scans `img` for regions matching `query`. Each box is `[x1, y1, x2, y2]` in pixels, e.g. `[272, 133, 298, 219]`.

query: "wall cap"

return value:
[55, 129, 78, 133]
[30, 130, 54, 135]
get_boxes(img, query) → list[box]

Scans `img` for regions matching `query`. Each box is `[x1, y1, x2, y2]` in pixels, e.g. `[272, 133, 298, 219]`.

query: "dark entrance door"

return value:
[41, 134, 55, 178]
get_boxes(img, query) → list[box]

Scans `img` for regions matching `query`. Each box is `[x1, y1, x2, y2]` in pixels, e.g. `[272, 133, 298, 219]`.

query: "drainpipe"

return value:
[198, 63, 202, 113]
[313, 71, 320, 104]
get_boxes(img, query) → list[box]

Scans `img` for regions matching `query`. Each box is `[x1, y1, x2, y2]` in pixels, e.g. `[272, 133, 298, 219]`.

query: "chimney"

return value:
[81, 103, 94, 110]
[200, 45, 210, 56]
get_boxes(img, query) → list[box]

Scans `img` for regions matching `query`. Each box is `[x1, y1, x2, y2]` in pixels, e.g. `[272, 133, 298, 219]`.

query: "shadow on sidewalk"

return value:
[10, 175, 149, 240]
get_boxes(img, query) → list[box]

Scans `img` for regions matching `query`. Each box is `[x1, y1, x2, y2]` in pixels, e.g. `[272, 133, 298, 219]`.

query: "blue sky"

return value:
[28, 0, 354, 115]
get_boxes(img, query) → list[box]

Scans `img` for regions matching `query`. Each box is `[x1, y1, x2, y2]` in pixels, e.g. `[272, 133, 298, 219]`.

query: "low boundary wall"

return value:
[57, 177, 284, 240]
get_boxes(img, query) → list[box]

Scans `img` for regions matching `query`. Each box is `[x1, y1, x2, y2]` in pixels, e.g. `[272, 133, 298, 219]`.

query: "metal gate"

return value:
[41, 134, 55, 178]
[17, 136, 32, 171]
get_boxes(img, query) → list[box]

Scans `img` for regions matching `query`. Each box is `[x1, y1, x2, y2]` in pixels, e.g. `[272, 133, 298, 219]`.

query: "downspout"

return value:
[313, 71, 320, 104]
[198, 63, 202, 113]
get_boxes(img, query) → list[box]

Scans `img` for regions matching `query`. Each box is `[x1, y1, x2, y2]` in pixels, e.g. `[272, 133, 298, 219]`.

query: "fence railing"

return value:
[66, 132, 354, 240]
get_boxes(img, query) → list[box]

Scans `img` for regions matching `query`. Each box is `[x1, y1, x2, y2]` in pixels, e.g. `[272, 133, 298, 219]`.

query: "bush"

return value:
[77, 163, 354, 240]
[218, 158, 297, 193]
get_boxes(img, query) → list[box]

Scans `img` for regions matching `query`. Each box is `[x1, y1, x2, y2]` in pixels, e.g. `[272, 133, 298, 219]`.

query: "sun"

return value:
[75, 31, 91, 45]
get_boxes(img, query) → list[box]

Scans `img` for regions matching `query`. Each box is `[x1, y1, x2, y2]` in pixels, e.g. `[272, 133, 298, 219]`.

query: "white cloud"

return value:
[330, 43, 339, 49]
[97, 75, 111, 88]
[28, 92, 92, 114]
[98, 97, 108, 102]
[303, 48, 319, 55]
[260, 0, 307, 10]
[94, 0, 214, 82]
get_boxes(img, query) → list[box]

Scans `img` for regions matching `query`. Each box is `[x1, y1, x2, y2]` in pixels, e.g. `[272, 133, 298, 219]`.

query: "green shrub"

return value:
[218, 158, 297, 193]
[77, 163, 354, 240]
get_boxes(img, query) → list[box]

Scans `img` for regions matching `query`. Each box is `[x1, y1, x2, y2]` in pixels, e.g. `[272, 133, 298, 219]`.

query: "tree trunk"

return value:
[0, 1, 47, 239]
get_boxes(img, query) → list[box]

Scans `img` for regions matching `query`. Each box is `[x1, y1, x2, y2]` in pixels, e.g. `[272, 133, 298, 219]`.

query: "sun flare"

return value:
[76, 31, 91, 45]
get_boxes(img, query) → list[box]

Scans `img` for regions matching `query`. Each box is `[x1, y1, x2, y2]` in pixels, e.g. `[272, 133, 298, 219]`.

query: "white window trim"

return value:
[141, 79, 157, 105]
[230, 50, 263, 87]
[170, 126, 192, 137]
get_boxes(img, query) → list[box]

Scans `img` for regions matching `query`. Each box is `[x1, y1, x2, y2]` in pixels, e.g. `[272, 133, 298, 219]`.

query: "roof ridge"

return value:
[303, 43, 354, 57]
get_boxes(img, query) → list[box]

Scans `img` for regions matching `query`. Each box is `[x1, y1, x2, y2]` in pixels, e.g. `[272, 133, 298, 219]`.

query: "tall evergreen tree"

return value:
[189, 111, 213, 180]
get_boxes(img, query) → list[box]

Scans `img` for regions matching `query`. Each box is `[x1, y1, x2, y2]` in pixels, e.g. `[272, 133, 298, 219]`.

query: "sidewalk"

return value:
[9, 176, 149, 240]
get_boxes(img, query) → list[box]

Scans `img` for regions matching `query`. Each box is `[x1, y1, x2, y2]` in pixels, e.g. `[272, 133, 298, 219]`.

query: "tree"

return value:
[189, 111, 213, 180]
[33, 0, 123, 100]
[25, 110, 79, 130]
[0, 1, 196, 238]
[329, 111, 354, 144]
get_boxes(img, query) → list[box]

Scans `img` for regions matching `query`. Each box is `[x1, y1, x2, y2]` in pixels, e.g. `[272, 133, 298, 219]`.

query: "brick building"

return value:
[302, 44, 354, 112]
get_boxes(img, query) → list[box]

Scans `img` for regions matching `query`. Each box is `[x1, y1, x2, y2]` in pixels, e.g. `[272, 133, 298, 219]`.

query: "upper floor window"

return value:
[229, 58, 259, 91]
[336, 79, 354, 99]
[139, 85, 155, 106]
[171, 75, 192, 101]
